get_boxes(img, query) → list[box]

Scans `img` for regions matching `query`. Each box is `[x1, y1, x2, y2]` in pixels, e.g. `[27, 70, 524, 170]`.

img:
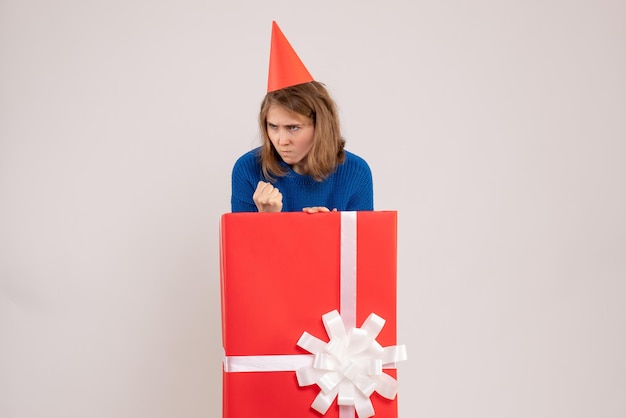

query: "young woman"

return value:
[230, 81, 373, 213]
[230, 23, 373, 213]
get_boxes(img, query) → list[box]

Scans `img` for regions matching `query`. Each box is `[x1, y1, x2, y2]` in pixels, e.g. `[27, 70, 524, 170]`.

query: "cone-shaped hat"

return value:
[267, 21, 314, 92]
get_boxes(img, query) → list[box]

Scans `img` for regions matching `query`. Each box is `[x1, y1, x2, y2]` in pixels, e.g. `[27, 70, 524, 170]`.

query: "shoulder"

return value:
[333, 150, 373, 189]
[341, 150, 372, 173]
[232, 148, 262, 172]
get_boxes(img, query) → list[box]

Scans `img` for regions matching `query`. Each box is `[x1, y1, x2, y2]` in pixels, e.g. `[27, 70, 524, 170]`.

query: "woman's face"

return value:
[266, 104, 315, 175]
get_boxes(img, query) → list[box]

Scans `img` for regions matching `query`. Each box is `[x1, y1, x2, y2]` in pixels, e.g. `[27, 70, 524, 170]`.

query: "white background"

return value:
[1, 1, 625, 417]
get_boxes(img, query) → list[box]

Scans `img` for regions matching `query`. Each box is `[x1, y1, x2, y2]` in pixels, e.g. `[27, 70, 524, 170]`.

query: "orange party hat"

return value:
[267, 21, 314, 92]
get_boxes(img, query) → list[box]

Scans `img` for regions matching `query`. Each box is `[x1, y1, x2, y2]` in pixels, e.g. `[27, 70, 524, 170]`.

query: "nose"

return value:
[276, 128, 291, 145]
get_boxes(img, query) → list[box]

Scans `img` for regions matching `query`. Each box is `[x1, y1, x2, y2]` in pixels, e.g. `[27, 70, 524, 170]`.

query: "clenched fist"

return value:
[253, 181, 283, 212]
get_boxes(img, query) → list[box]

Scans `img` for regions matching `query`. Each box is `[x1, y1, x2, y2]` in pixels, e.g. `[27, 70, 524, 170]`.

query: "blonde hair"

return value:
[258, 81, 345, 181]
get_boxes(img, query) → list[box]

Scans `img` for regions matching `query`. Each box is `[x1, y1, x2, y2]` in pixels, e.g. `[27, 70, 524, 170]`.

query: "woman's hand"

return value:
[253, 181, 283, 212]
[302, 207, 337, 213]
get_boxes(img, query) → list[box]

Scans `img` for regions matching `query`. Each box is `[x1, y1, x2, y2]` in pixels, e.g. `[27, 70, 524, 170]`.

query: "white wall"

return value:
[1, 1, 625, 417]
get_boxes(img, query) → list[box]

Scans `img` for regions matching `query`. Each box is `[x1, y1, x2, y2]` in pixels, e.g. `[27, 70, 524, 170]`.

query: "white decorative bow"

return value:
[296, 310, 407, 418]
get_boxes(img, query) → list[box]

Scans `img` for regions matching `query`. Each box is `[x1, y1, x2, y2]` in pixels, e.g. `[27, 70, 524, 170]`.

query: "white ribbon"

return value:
[223, 353, 313, 372]
[340, 211, 358, 329]
[222, 212, 407, 418]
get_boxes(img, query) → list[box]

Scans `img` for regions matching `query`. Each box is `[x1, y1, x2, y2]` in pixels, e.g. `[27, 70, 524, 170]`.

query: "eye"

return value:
[288, 125, 301, 131]
[267, 123, 278, 130]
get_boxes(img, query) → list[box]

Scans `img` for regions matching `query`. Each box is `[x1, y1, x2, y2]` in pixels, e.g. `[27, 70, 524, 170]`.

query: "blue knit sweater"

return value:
[231, 147, 374, 212]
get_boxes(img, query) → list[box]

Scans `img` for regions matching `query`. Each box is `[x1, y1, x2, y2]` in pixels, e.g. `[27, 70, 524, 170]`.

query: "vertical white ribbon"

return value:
[340, 211, 357, 418]
[340, 211, 357, 331]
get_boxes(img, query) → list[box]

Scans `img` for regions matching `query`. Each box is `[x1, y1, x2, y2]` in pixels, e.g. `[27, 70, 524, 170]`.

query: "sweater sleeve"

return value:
[230, 151, 261, 213]
[345, 153, 374, 211]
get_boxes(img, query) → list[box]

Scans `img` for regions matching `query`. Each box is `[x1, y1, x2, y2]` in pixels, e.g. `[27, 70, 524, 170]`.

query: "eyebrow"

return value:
[267, 121, 302, 127]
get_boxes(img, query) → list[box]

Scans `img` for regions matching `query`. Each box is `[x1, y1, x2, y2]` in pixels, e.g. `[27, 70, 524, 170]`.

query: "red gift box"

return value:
[220, 211, 401, 418]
